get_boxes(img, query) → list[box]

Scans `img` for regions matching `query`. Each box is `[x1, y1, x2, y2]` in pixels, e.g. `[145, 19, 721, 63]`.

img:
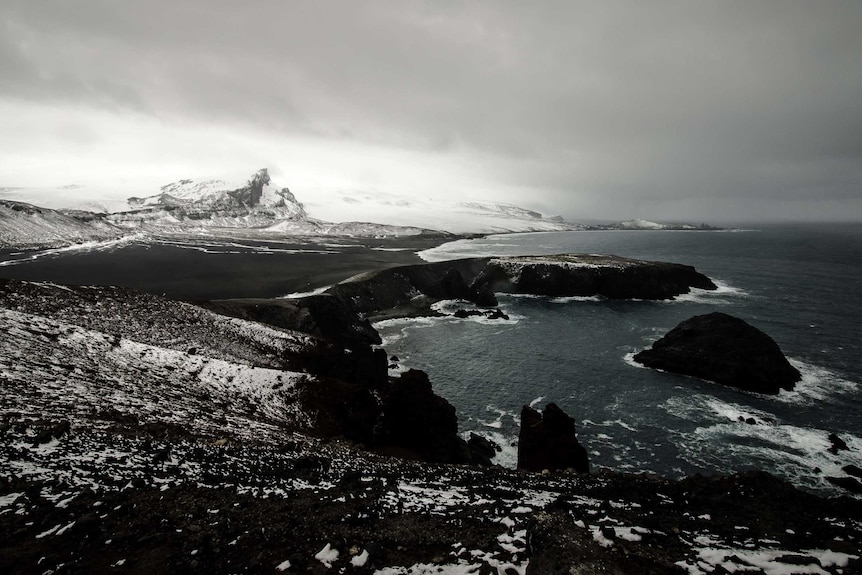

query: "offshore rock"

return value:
[634, 312, 801, 394]
[518, 403, 589, 473]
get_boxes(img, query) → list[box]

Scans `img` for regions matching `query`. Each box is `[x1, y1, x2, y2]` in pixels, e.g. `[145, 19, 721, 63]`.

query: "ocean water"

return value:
[377, 224, 862, 495]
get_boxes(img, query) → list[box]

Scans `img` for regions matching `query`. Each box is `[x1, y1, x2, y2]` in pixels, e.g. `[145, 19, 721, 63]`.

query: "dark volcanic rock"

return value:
[826, 476, 862, 495]
[326, 258, 492, 318]
[440, 268, 471, 300]
[517, 403, 589, 473]
[468, 433, 500, 466]
[633, 312, 801, 394]
[843, 464, 862, 479]
[372, 369, 471, 464]
[200, 294, 381, 348]
[828, 433, 849, 454]
[484, 255, 717, 300]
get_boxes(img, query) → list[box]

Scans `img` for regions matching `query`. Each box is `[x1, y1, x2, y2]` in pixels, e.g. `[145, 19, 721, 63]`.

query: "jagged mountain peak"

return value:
[130, 168, 299, 209]
[121, 168, 307, 226]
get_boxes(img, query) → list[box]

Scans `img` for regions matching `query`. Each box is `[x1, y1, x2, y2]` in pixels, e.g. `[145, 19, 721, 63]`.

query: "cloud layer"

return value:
[2, 1, 861, 222]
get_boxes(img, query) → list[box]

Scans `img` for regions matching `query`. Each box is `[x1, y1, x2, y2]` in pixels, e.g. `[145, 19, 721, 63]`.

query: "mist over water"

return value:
[381, 224, 862, 495]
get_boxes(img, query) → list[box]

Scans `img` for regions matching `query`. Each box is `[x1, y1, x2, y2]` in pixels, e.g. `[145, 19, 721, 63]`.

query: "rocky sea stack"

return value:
[634, 312, 802, 394]
[517, 403, 589, 473]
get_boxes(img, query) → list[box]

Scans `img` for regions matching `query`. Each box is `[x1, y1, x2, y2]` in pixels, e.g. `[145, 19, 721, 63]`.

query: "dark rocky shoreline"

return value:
[201, 253, 717, 347]
[1, 252, 861, 574]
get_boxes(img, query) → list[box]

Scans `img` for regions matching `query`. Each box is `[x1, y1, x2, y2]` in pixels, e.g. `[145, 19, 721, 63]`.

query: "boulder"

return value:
[827, 476, 862, 495]
[468, 432, 500, 466]
[517, 403, 589, 473]
[828, 433, 849, 454]
[633, 312, 801, 394]
[486, 308, 509, 320]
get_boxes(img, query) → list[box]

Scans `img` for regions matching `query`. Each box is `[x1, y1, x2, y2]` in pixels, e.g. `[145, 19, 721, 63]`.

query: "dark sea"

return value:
[378, 224, 862, 495]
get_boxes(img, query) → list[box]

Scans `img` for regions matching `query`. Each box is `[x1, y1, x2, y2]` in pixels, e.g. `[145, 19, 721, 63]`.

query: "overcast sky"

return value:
[2, 1, 861, 222]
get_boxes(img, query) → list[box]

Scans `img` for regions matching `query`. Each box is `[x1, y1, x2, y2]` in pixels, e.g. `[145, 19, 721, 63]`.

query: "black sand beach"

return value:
[0, 233, 457, 300]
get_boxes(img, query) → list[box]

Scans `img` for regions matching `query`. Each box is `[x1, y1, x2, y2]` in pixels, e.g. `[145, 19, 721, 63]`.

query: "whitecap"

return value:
[462, 428, 518, 469]
[671, 279, 747, 304]
[673, 422, 862, 497]
[279, 285, 332, 299]
[774, 359, 859, 404]
[582, 419, 640, 432]
[660, 394, 779, 426]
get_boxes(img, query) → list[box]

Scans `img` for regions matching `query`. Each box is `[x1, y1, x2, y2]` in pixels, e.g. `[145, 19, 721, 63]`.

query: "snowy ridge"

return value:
[303, 189, 574, 234]
[0, 200, 125, 249]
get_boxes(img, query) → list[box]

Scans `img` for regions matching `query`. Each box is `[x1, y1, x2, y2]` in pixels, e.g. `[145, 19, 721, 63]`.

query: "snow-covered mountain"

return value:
[0, 200, 125, 249]
[588, 219, 718, 231]
[113, 168, 307, 229]
[1, 168, 576, 248]
[303, 189, 573, 235]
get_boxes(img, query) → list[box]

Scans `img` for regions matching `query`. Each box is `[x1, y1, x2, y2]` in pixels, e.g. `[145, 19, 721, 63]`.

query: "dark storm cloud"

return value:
[2, 0, 861, 221]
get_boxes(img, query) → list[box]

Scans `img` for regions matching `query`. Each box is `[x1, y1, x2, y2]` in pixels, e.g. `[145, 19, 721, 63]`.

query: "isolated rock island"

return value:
[634, 312, 802, 394]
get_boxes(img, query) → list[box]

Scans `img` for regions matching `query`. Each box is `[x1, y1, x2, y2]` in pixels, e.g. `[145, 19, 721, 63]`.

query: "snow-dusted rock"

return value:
[0, 200, 125, 249]
[116, 168, 307, 230]
[303, 188, 576, 234]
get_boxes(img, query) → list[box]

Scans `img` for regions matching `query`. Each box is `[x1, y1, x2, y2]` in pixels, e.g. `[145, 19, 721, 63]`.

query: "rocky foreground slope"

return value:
[2, 271, 861, 573]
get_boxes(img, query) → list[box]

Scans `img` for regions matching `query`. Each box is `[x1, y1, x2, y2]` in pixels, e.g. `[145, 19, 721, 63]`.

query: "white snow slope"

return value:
[0, 200, 125, 249]
[303, 189, 573, 235]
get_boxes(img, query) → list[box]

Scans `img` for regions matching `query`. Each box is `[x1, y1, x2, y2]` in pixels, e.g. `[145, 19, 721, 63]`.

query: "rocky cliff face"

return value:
[518, 403, 590, 473]
[479, 254, 717, 300]
[316, 254, 717, 320]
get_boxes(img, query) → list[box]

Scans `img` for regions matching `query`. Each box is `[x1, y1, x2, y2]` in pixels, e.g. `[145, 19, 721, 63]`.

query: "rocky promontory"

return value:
[634, 312, 802, 394]
[204, 255, 718, 346]
[329, 254, 717, 316]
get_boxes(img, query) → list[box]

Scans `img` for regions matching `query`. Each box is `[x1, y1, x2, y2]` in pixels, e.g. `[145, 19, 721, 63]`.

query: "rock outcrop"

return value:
[633, 312, 801, 394]
[370, 369, 471, 464]
[320, 254, 717, 320]
[478, 254, 717, 301]
[517, 403, 589, 473]
[200, 294, 381, 348]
